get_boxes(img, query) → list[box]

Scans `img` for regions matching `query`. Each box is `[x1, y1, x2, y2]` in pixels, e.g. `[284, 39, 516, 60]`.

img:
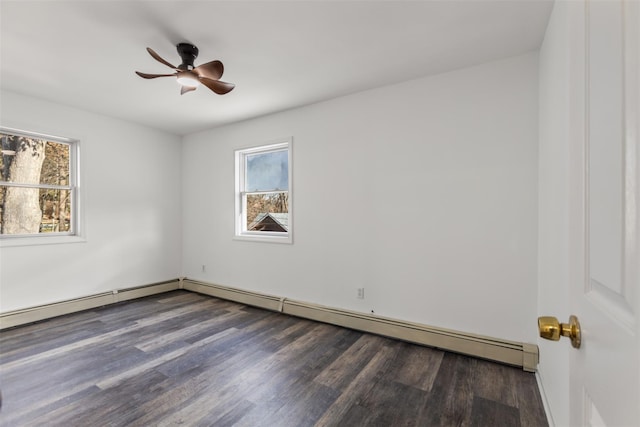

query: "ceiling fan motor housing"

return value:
[177, 43, 198, 70]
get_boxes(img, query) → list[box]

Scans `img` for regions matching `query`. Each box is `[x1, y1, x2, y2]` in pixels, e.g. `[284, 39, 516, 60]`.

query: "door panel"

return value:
[588, 0, 624, 297]
[587, 0, 634, 329]
[570, 0, 639, 426]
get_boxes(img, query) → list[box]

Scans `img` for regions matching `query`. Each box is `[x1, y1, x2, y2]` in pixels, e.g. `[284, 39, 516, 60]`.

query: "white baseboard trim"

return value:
[183, 278, 539, 371]
[0, 279, 180, 330]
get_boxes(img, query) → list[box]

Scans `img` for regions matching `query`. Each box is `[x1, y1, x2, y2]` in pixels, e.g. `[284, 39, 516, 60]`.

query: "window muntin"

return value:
[235, 140, 292, 243]
[0, 128, 78, 237]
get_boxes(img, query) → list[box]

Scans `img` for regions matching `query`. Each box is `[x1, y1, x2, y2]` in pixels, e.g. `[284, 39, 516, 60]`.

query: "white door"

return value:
[567, 0, 639, 425]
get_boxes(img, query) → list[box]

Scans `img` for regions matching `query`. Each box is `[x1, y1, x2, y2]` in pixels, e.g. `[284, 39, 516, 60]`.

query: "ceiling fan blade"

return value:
[135, 71, 176, 79]
[146, 47, 178, 70]
[199, 77, 235, 95]
[194, 60, 224, 80]
[181, 85, 197, 95]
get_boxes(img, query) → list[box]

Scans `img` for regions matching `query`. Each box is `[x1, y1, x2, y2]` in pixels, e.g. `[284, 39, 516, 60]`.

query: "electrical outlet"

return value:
[357, 288, 365, 299]
[202, 265, 206, 272]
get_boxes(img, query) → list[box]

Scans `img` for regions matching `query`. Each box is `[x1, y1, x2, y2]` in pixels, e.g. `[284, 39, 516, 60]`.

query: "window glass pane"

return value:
[41, 142, 70, 186]
[246, 192, 288, 232]
[0, 187, 71, 234]
[40, 188, 72, 232]
[1, 186, 41, 234]
[1, 134, 69, 186]
[1, 134, 44, 184]
[246, 150, 288, 192]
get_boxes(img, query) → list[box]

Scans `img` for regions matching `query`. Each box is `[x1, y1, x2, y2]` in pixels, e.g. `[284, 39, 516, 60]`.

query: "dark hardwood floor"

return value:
[0, 291, 548, 426]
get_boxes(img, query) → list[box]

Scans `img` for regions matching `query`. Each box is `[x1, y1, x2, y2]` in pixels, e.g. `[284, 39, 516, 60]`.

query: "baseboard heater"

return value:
[182, 278, 538, 372]
[0, 278, 538, 371]
[0, 279, 180, 330]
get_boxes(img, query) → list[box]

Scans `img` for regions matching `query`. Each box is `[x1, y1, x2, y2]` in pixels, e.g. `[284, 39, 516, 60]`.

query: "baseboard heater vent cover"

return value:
[0, 279, 180, 330]
[183, 279, 538, 371]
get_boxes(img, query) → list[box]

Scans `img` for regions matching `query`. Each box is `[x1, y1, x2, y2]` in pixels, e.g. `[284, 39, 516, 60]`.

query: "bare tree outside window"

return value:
[0, 131, 74, 236]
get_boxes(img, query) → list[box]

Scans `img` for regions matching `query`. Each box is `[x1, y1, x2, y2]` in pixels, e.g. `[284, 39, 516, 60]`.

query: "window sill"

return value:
[0, 235, 86, 248]
[233, 233, 292, 244]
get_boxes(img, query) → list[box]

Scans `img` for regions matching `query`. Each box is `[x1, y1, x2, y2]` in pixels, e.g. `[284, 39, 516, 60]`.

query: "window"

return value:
[235, 139, 292, 243]
[0, 128, 79, 239]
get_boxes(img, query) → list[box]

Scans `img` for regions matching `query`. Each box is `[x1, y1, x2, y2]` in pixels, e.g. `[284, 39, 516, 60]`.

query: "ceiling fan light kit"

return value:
[176, 71, 200, 87]
[135, 43, 235, 95]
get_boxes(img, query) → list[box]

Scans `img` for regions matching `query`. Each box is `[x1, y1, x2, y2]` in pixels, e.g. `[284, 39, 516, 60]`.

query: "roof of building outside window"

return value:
[248, 213, 289, 232]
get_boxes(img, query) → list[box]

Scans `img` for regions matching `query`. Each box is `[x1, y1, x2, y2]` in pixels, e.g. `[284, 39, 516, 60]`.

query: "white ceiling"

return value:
[1, 1, 553, 136]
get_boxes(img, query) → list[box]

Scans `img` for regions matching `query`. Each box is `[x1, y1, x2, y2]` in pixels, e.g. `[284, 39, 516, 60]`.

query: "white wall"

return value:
[182, 52, 539, 343]
[0, 53, 539, 345]
[0, 91, 182, 312]
[537, 2, 571, 426]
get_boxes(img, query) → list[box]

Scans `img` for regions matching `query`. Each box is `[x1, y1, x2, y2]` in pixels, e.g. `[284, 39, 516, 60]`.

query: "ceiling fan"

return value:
[135, 43, 235, 95]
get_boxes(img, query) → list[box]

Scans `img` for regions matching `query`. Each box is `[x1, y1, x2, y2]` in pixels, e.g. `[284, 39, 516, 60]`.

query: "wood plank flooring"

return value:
[0, 291, 548, 426]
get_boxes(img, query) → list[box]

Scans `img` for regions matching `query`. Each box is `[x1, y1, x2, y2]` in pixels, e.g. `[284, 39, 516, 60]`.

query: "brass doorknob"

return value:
[538, 315, 581, 348]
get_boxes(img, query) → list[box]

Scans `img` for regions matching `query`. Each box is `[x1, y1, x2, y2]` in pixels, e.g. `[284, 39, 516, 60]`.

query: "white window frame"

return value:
[234, 138, 292, 244]
[0, 127, 83, 247]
